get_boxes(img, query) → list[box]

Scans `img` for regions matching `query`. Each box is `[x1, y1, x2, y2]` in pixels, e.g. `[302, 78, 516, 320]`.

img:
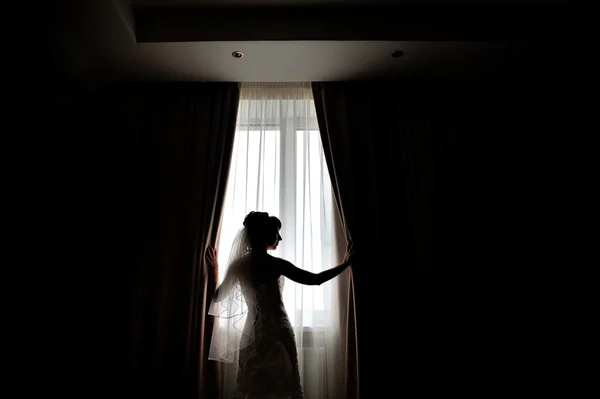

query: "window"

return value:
[217, 93, 337, 328]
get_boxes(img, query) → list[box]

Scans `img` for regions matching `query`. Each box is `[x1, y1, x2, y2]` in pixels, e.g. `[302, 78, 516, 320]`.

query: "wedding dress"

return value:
[209, 228, 304, 399]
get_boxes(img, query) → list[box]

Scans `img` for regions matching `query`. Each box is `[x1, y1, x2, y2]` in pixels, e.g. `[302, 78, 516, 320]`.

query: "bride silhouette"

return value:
[207, 211, 354, 399]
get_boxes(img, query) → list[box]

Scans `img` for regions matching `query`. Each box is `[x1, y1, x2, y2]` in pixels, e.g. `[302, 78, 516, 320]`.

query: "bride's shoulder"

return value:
[267, 254, 281, 262]
[267, 255, 291, 268]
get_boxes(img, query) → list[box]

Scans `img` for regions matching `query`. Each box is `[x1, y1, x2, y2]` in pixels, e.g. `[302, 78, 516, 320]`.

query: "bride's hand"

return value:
[205, 246, 218, 271]
[343, 248, 355, 265]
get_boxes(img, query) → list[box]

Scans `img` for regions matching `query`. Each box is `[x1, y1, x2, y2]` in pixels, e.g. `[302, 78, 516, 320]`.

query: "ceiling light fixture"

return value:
[232, 51, 244, 59]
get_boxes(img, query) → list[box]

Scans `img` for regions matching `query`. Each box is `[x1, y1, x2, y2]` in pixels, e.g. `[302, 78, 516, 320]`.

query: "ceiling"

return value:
[45, 0, 582, 85]
[127, 0, 574, 5]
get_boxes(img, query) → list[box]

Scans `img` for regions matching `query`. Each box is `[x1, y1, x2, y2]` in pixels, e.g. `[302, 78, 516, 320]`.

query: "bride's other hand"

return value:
[206, 246, 218, 271]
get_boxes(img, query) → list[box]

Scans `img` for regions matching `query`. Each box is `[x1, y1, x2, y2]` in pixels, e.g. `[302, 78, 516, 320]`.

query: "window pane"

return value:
[218, 99, 335, 329]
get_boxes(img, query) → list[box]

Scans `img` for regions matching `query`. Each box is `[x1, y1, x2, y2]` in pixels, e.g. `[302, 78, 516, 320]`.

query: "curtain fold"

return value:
[312, 82, 481, 397]
[105, 83, 239, 398]
[312, 83, 362, 399]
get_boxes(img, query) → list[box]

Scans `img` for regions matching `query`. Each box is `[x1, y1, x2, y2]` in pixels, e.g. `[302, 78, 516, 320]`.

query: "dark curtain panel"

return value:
[313, 82, 482, 397]
[95, 83, 239, 398]
[312, 85, 363, 399]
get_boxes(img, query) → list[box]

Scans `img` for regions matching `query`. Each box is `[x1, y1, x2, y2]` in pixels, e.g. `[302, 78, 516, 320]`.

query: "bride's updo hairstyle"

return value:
[243, 211, 282, 251]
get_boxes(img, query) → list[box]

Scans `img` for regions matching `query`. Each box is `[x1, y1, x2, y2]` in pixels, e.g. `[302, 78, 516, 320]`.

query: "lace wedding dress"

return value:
[209, 228, 304, 399]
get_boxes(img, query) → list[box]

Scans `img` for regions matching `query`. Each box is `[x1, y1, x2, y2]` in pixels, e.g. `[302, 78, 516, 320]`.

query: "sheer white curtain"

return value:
[217, 82, 348, 399]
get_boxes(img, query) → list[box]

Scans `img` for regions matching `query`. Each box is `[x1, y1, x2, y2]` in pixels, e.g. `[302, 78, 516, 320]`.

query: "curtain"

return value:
[99, 83, 239, 398]
[312, 82, 481, 396]
[216, 82, 349, 399]
[311, 84, 362, 399]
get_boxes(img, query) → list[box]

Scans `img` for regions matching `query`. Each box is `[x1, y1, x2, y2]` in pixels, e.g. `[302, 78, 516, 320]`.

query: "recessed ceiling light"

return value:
[232, 51, 244, 59]
[392, 50, 404, 58]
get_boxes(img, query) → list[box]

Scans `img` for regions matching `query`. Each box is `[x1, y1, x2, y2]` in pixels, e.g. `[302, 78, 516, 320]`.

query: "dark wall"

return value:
[41, 2, 127, 390]
[419, 78, 580, 394]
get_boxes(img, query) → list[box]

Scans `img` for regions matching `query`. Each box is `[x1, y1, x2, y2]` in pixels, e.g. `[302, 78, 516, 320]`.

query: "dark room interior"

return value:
[41, 0, 585, 398]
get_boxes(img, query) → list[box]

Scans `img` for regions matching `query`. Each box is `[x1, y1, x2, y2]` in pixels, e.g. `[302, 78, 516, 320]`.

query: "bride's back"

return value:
[237, 254, 285, 311]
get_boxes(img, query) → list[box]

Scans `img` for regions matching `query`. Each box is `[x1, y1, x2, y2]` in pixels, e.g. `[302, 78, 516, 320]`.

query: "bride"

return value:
[207, 211, 354, 399]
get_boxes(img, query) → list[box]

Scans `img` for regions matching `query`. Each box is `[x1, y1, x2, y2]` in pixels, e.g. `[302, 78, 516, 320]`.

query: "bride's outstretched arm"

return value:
[315, 261, 352, 285]
[279, 257, 352, 286]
